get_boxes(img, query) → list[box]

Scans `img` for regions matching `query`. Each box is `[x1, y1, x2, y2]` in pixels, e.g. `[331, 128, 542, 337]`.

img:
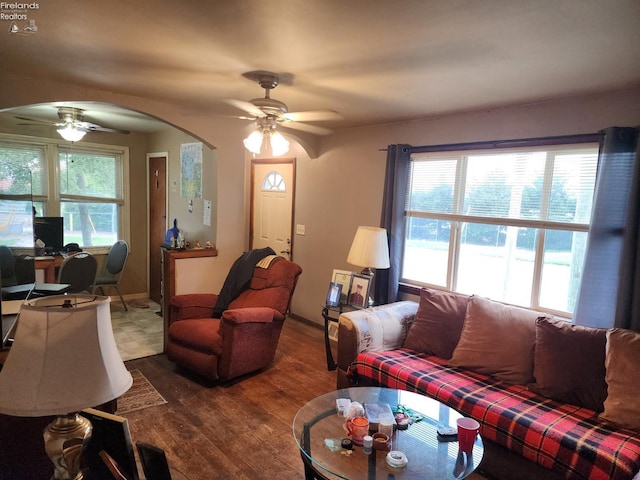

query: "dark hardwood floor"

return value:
[124, 318, 336, 479]
[0, 317, 489, 479]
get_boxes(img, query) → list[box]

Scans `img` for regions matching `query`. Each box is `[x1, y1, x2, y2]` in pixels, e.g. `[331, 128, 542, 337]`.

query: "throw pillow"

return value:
[528, 317, 608, 412]
[403, 288, 469, 359]
[600, 328, 640, 431]
[448, 295, 541, 385]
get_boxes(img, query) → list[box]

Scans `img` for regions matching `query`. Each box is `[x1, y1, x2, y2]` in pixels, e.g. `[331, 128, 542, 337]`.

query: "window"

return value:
[262, 171, 286, 191]
[0, 141, 42, 247]
[403, 143, 598, 316]
[0, 135, 128, 249]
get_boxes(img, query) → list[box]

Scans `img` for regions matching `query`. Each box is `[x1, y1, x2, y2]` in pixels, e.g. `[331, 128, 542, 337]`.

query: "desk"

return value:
[322, 304, 356, 371]
[293, 387, 483, 480]
[35, 256, 64, 283]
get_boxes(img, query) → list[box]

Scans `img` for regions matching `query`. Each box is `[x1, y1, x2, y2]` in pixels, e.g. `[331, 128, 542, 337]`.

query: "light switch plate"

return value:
[296, 224, 306, 235]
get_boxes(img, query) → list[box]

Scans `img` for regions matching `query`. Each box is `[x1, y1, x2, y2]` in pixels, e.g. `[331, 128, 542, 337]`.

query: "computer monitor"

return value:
[33, 217, 64, 254]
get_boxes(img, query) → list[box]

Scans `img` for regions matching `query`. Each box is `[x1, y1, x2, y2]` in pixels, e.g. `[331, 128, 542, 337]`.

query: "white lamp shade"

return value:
[347, 226, 390, 269]
[243, 129, 264, 154]
[57, 124, 87, 142]
[0, 294, 132, 416]
[270, 131, 290, 156]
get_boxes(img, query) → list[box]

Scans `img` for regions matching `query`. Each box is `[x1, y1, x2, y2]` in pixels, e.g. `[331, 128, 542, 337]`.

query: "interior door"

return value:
[250, 160, 295, 259]
[148, 154, 167, 304]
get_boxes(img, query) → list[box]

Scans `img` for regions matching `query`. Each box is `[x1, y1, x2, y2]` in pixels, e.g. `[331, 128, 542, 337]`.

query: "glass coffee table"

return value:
[293, 387, 483, 479]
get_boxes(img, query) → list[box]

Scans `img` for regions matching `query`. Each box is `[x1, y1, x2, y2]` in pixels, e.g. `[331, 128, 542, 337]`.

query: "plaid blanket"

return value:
[349, 349, 640, 480]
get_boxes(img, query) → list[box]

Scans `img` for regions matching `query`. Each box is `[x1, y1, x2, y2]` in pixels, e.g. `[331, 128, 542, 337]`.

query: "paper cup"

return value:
[457, 417, 480, 453]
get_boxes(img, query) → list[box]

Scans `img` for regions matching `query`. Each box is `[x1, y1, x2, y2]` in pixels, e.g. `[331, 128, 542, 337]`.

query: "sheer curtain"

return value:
[374, 144, 411, 305]
[574, 127, 640, 331]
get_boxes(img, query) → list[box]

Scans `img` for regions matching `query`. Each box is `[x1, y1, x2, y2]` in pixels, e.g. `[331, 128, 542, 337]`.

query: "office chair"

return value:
[13, 255, 35, 285]
[93, 240, 129, 310]
[57, 252, 98, 293]
[0, 246, 16, 287]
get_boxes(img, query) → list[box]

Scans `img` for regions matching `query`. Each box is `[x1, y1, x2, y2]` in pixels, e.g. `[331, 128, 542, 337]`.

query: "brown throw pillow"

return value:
[448, 295, 541, 385]
[402, 288, 469, 359]
[599, 329, 640, 431]
[528, 317, 607, 412]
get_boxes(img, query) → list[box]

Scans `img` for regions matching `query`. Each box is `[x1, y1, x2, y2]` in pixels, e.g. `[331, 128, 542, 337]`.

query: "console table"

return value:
[321, 304, 356, 371]
[161, 247, 218, 349]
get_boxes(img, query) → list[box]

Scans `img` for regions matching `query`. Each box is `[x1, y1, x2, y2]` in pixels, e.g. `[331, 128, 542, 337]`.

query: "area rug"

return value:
[116, 369, 167, 415]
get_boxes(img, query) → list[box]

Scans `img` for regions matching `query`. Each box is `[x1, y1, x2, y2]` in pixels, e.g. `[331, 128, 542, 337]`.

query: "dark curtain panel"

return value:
[375, 144, 411, 305]
[574, 127, 640, 331]
[615, 129, 640, 330]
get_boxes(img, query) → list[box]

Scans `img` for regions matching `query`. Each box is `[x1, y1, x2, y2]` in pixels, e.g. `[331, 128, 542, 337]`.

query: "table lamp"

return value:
[0, 294, 132, 480]
[347, 226, 390, 305]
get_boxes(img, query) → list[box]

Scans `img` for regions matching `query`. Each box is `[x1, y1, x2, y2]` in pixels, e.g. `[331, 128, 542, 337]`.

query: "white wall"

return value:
[289, 87, 640, 324]
[148, 129, 218, 248]
[2, 73, 639, 326]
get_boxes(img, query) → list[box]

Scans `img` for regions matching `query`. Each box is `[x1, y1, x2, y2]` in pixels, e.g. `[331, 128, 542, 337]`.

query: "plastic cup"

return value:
[457, 417, 480, 453]
[378, 413, 395, 437]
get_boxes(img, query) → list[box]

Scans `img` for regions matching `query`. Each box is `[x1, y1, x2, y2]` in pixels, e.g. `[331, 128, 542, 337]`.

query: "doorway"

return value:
[250, 159, 295, 259]
[147, 153, 168, 304]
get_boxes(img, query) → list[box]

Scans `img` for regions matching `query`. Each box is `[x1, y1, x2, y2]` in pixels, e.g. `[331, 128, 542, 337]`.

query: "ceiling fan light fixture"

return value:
[243, 129, 264, 154]
[270, 131, 289, 156]
[57, 124, 86, 142]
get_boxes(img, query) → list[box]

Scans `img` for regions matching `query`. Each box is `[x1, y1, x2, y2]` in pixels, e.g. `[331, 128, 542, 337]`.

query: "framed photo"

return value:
[80, 408, 139, 480]
[326, 282, 342, 307]
[332, 269, 353, 305]
[348, 273, 371, 309]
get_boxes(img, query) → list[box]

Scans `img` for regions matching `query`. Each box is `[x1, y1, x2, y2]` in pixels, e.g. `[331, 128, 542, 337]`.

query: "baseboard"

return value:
[288, 313, 322, 330]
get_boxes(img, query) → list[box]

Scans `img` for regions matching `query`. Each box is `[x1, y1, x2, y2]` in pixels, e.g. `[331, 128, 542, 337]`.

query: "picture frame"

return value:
[325, 281, 342, 307]
[80, 408, 139, 480]
[332, 269, 353, 305]
[348, 273, 371, 309]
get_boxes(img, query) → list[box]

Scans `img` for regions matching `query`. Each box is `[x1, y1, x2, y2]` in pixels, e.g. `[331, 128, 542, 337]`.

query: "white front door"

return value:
[251, 160, 295, 259]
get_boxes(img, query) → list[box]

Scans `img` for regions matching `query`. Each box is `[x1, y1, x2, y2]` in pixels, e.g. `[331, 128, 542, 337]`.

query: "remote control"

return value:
[436, 426, 457, 436]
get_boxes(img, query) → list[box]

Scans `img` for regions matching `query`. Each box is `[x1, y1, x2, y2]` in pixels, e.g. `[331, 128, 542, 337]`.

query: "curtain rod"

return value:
[380, 133, 602, 154]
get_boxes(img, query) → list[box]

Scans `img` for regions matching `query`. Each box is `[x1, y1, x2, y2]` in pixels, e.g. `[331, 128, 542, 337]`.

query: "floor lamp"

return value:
[0, 294, 132, 480]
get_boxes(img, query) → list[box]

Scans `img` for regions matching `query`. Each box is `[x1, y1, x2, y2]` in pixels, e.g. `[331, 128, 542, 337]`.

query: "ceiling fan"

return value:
[227, 72, 341, 136]
[16, 106, 129, 141]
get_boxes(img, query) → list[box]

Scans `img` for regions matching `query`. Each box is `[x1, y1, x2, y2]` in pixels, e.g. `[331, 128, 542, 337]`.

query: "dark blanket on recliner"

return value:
[212, 247, 276, 318]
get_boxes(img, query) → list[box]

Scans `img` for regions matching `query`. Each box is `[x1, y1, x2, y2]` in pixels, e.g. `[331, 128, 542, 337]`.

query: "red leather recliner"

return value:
[166, 256, 302, 381]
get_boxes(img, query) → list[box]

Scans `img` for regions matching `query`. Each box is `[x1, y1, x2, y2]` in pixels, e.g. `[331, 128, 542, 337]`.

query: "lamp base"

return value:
[43, 413, 92, 480]
[359, 268, 375, 307]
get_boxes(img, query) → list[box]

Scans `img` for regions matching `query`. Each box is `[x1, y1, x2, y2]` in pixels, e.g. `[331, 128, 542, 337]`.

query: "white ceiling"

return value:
[2, 0, 640, 134]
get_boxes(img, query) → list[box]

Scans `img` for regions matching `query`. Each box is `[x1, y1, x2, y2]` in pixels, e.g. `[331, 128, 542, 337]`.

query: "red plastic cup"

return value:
[457, 417, 480, 453]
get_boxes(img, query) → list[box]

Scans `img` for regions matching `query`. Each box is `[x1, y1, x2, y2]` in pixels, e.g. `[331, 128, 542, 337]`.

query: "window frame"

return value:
[398, 134, 601, 318]
[0, 133, 130, 253]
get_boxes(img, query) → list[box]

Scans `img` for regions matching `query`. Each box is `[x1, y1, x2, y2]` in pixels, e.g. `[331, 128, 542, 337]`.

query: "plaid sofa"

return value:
[349, 349, 640, 480]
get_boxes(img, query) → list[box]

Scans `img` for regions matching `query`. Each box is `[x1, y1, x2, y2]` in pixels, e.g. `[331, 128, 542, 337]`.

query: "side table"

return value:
[321, 304, 355, 371]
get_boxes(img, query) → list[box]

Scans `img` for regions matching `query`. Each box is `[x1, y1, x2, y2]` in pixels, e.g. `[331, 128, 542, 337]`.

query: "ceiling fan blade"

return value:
[14, 115, 52, 124]
[17, 122, 49, 127]
[89, 125, 130, 134]
[77, 121, 129, 134]
[283, 110, 342, 122]
[280, 121, 333, 136]
[225, 99, 265, 118]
